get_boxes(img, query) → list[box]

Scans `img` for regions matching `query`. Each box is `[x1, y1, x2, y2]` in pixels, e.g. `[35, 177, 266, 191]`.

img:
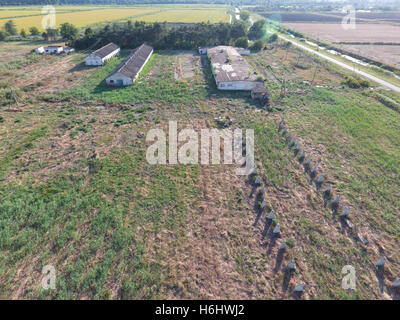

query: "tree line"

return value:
[71, 20, 259, 50]
[1, 17, 270, 52]
[0, 19, 79, 41]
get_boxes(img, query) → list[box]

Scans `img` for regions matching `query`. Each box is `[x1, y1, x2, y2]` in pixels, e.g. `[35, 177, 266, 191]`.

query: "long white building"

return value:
[85, 43, 120, 66]
[106, 44, 153, 87]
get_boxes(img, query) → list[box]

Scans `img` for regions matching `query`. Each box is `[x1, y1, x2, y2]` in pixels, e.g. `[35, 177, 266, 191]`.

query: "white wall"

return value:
[85, 48, 120, 66]
[105, 49, 153, 87]
[237, 49, 251, 56]
[106, 73, 133, 86]
[199, 47, 208, 55]
[85, 55, 102, 66]
[132, 49, 153, 82]
[35, 47, 44, 54]
[102, 48, 120, 64]
[217, 81, 261, 91]
[45, 47, 63, 54]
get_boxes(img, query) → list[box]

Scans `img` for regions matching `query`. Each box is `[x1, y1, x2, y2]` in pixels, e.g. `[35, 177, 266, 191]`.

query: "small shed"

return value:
[34, 46, 45, 54]
[64, 47, 75, 54]
[85, 43, 120, 66]
[251, 86, 270, 106]
[45, 46, 63, 54]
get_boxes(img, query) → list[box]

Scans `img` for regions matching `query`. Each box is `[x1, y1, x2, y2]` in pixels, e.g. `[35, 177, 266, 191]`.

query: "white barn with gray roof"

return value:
[106, 44, 153, 87]
[85, 42, 120, 66]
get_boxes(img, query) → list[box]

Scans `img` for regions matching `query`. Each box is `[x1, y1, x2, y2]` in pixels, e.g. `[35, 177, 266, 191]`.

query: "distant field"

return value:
[324, 11, 400, 23]
[0, 10, 44, 19]
[0, 5, 230, 31]
[261, 12, 344, 23]
[260, 11, 400, 23]
[283, 23, 400, 43]
[342, 44, 400, 67]
[0, 8, 159, 31]
[131, 8, 230, 23]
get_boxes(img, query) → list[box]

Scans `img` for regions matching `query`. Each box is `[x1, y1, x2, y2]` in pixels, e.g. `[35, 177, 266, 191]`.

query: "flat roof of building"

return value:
[207, 46, 259, 83]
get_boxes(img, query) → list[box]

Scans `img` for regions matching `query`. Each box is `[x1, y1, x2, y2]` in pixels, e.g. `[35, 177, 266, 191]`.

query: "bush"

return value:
[342, 76, 370, 89]
[250, 39, 264, 52]
[60, 23, 79, 41]
[373, 92, 400, 113]
[234, 36, 248, 49]
[267, 33, 278, 43]
[239, 10, 250, 21]
[286, 239, 295, 248]
[0, 87, 22, 106]
[43, 28, 59, 41]
[4, 20, 17, 36]
[248, 19, 266, 40]
[256, 75, 265, 82]
[29, 26, 40, 36]
[0, 30, 6, 41]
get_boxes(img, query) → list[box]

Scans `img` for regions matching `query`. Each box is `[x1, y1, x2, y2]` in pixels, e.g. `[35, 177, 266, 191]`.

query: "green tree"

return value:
[250, 39, 264, 52]
[20, 29, 26, 38]
[234, 36, 248, 48]
[59, 23, 79, 41]
[239, 10, 250, 21]
[248, 19, 266, 40]
[45, 28, 59, 41]
[0, 30, 6, 41]
[230, 22, 247, 39]
[29, 26, 40, 36]
[4, 20, 17, 35]
[267, 33, 278, 43]
[84, 27, 95, 38]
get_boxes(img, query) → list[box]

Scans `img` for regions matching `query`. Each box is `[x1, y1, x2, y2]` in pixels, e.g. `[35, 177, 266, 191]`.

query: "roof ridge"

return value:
[107, 43, 153, 80]
[117, 44, 148, 74]
[92, 42, 119, 58]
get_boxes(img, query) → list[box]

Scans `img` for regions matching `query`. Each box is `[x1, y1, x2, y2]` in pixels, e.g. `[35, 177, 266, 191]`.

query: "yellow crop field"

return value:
[0, 8, 156, 31]
[0, 5, 230, 31]
[0, 10, 43, 18]
[135, 8, 230, 23]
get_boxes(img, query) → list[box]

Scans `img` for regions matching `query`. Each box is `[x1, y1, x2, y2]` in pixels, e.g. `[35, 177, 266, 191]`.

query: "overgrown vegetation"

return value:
[0, 28, 399, 300]
[342, 76, 370, 89]
[59, 51, 208, 104]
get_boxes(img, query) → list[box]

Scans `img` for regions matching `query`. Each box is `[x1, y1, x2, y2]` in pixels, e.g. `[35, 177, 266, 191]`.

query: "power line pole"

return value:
[311, 63, 318, 85]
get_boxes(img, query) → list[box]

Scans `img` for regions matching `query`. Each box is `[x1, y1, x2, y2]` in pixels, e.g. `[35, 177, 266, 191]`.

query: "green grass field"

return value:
[59, 51, 210, 105]
[0, 5, 230, 31]
[0, 39, 399, 299]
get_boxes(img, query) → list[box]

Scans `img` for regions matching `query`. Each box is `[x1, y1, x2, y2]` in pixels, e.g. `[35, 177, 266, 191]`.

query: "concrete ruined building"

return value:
[207, 46, 264, 91]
